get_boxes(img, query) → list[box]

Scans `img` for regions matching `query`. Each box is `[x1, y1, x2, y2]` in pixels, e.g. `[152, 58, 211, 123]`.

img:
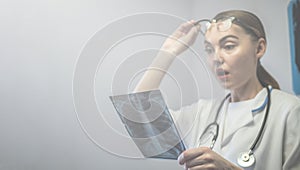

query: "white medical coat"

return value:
[171, 89, 300, 170]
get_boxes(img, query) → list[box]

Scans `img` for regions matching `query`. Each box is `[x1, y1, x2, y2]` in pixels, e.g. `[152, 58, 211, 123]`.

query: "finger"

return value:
[179, 20, 196, 33]
[178, 147, 210, 165]
[189, 20, 197, 26]
[172, 23, 200, 47]
[188, 164, 216, 170]
[172, 21, 195, 37]
[187, 25, 200, 38]
[172, 22, 189, 37]
[184, 152, 213, 168]
[194, 23, 202, 33]
[189, 20, 202, 33]
[181, 26, 200, 46]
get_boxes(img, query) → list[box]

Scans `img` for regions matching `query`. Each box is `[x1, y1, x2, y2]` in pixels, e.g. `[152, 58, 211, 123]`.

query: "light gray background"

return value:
[0, 0, 296, 170]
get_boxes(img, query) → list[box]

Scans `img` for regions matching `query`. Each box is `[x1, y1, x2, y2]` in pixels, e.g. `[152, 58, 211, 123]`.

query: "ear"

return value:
[256, 38, 266, 59]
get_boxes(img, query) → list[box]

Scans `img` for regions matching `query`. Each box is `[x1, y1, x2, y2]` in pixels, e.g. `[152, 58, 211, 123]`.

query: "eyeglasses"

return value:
[195, 17, 235, 35]
[195, 16, 260, 38]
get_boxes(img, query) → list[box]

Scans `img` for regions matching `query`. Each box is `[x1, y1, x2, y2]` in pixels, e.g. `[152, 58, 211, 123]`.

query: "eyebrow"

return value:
[219, 35, 239, 44]
[204, 35, 239, 45]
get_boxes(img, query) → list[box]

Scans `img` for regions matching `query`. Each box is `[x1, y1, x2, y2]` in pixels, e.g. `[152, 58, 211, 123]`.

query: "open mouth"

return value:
[215, 68, 229, 80]
[216, 68, 229, 76]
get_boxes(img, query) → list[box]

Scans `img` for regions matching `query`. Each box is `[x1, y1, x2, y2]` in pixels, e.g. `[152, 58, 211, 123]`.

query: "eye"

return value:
[223, 44, 236, 51]
[204, 46, 215, 56]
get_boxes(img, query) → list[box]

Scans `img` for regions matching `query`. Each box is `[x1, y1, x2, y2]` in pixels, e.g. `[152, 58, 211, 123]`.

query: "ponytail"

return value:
[257, 61, 280, 89]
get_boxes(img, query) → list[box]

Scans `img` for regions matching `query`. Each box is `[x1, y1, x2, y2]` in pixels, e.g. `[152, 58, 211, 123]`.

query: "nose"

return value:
[212, 49, 224, 66]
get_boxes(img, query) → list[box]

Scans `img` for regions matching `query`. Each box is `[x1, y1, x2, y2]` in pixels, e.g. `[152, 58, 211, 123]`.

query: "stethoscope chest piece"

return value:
[237, 152, 255, 168]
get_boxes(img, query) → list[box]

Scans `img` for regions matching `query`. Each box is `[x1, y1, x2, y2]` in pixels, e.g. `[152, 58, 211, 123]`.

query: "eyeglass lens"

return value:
[196, 17, 235, 35]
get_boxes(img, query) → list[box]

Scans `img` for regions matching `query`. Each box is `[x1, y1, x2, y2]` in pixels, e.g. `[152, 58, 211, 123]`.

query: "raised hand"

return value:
[161, 20, 200, 56]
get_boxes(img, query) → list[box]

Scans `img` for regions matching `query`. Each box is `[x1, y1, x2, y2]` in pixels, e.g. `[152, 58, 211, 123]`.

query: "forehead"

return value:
[204, 23, 250, 44]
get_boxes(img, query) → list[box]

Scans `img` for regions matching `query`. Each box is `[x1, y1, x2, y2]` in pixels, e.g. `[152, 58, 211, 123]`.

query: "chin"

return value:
[218, 80, 233, 90]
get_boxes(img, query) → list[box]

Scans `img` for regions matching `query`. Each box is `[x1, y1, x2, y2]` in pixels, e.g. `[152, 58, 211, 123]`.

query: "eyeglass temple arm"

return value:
[194, 19, 211, 26]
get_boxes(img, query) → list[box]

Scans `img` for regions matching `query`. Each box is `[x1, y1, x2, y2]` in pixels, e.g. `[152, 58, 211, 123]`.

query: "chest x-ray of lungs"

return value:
[110, 90, 186, 159]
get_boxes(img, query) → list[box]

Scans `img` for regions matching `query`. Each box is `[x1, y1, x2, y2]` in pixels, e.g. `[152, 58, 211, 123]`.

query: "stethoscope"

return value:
[199, 85, 272, 168]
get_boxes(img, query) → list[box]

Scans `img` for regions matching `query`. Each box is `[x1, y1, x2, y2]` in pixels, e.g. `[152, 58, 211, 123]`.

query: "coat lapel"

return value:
[220, 88, 268, 147]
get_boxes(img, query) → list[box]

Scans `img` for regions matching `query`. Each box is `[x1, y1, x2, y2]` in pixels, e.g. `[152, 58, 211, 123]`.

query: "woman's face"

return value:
[204, 23, 260, 90]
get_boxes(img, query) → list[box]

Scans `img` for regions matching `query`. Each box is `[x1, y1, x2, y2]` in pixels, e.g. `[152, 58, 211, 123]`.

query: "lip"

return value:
[215, 68, 229, 81]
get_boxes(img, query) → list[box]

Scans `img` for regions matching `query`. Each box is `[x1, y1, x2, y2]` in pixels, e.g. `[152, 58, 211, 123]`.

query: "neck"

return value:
[230, 79, 264, 102]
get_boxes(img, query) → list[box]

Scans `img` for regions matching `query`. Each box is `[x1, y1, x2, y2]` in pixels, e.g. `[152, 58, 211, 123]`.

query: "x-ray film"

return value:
[109, 90, 186, 159]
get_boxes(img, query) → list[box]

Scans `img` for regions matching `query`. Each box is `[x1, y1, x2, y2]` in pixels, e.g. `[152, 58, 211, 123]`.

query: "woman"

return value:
[135, 10, 300, 170]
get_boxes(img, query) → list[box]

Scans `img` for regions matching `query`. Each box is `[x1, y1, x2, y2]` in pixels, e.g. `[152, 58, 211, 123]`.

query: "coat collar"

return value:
[220, 86, 271, 146]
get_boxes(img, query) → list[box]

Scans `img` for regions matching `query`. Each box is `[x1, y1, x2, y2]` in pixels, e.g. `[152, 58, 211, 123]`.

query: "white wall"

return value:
[0, 0, 295, 170]
[0, 0, 190, 169]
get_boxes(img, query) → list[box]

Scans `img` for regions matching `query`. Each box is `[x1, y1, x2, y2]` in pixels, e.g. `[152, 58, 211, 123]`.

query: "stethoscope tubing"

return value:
[202, 86, 271, 153]
[249, 85, 271, 152]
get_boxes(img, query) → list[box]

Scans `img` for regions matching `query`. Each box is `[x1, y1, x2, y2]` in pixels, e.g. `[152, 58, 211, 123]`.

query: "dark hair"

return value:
[214, 10, 280, 89]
